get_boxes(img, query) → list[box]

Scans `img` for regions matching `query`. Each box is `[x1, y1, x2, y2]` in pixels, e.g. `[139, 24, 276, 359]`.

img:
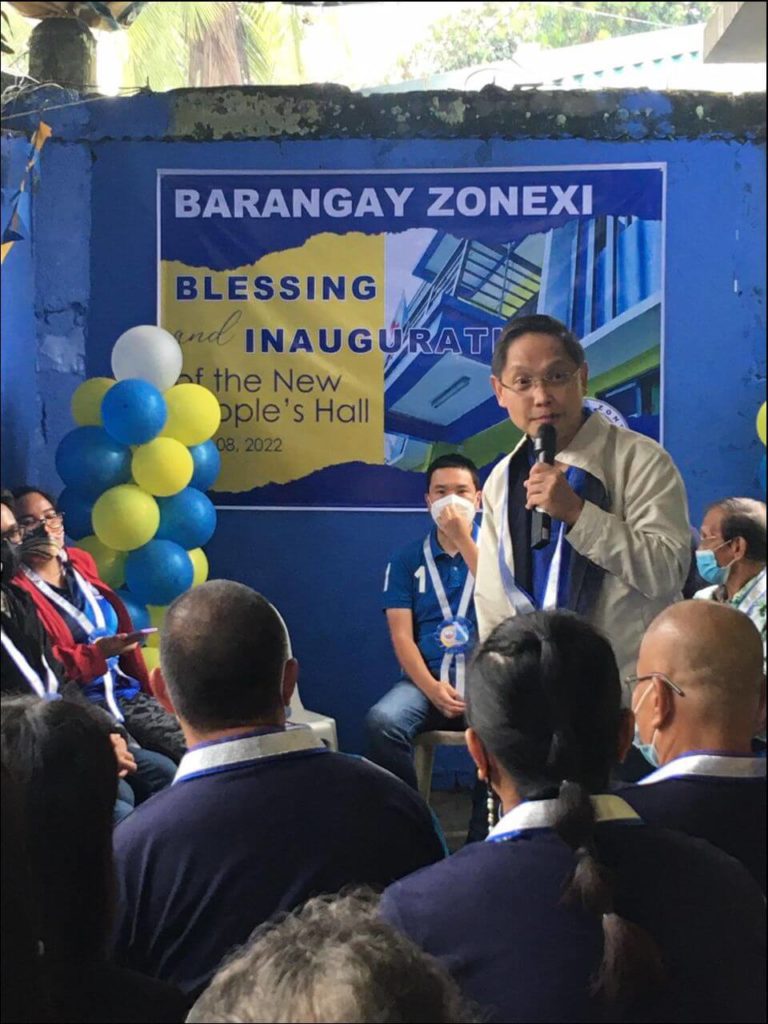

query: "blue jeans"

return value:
[112, 745, 177, 825]
[366, 680, 488, 842]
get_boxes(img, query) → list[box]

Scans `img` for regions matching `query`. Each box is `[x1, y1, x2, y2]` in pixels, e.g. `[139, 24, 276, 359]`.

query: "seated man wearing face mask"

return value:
[366, 455, 487, 840]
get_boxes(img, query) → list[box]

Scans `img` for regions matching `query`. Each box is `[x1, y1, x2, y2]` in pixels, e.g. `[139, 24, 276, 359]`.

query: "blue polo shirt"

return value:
[383, 525, 479, 676]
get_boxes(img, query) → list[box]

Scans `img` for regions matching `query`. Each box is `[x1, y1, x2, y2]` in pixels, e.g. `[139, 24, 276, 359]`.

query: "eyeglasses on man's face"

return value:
[1, 525, 23, 543]
[496, 367, 581, 395]
[17, 511, 65, 531]
[623, 672, 686, 705]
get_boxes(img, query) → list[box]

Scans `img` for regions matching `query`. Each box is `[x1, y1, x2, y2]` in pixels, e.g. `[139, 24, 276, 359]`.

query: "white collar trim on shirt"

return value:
[174, 725, 325, 784]
[487, 793, 639, 841]
[638, 753, 766, 786]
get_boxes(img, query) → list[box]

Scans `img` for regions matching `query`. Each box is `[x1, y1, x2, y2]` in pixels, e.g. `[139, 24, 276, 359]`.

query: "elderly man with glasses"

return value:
[619, 600, 766, 892]
[475, 313, 691, 689]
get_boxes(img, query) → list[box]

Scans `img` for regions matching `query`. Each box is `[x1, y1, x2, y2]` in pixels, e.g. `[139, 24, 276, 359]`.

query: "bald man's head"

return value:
[638, 601, 764, 731]
[160, 580, 291, 731]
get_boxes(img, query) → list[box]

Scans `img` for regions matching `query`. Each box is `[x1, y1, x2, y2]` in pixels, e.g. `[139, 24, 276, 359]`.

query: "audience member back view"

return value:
[188, 891, 479, 1023]
[380, 611, 766, 1024]
[113, 581, 445, 996]
[620, 600, 766, 891]
[0, 697, 188, 1024]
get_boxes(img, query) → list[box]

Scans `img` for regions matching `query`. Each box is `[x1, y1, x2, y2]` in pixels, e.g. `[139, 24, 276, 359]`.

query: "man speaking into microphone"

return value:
[475, 314, 691, 686]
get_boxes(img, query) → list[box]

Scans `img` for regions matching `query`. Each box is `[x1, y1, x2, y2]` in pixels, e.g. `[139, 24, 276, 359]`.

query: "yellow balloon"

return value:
[75, 535, 127, 589]
[71, 377, 115, 426]
[146, 628, 161, 649]
[142, 646, 161, 673]
[187, 547, 209, 587]
[162, 383, 221, 446]
[758, 402, 767, 447]
[92, 484, 160, 552]
[147, 604, 169, 629]
[132, 437, 193, 497]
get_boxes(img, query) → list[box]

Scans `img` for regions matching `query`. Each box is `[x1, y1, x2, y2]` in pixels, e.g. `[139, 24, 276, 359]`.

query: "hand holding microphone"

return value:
[525, 424, 584, 546]
[530, 424, 556, 550]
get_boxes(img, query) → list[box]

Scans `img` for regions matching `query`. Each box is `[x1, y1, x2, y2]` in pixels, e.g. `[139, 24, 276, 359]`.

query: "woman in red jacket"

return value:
[12, 487, 185, 764]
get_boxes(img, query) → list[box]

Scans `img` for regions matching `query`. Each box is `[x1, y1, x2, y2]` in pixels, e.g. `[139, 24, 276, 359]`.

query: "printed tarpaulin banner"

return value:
[157, 164, 665, 509]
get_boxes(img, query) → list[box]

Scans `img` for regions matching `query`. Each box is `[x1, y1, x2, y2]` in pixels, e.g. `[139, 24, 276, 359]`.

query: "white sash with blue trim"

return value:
[21, 563, 124, 721]
[487, 794, 640, 843]
[497, 473, 566, 615]
[638, 753, 766, 785]
[422, 536, 474, 696]
[174, 725, 325, 784]
[1, 629, 60, 699]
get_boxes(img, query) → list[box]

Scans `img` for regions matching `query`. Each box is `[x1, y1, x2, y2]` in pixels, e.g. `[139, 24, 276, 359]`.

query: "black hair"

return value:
[707, 498, 767, 564]
[11, 487, 58, 512]
[467, 611, 663, 1011]
[426, 454, 480, 491]
[0, 697, 117, 965]
[491, 314, 586, 379]
[1, 763, 53, 1023]
[0, 489, 16, 514]
[160, 580, 290, 731]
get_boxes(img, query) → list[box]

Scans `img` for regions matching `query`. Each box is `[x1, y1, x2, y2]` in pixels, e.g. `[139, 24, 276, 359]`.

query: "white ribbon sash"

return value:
[422, 536, 474, 697]
[174, 725, 325, 784]
[1, 629, 60, 699]
[487, 794, 641, 843]
[21, 563, 124, 721]
[497, 472, 566, 616]
[638, 753, 766, 786]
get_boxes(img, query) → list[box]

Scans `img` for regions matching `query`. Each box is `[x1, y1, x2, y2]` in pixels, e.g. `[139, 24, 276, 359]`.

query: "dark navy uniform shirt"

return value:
[619, 753, 766, 893]
[382, 525, 478, 675]
[380, 797, 766, 1023]
[113, 735, 445, 996]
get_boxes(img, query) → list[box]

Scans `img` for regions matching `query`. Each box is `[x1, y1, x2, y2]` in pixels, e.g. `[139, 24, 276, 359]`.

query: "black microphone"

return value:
[531, 423, 557, 550]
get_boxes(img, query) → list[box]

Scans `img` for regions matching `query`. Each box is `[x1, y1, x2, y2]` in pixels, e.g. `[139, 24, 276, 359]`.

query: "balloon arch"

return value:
[56, 325, 221, 669]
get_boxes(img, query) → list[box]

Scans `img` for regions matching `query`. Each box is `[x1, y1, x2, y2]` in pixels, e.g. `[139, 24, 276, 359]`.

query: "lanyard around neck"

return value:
[422, 536, 474, 695]
[1, 629, 60, 699]
[21, 564, 124, 721]
[22, 563, 106, 638]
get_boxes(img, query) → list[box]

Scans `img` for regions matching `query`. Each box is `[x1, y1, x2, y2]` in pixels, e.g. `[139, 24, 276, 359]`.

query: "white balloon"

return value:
[111, 325, 183, 393]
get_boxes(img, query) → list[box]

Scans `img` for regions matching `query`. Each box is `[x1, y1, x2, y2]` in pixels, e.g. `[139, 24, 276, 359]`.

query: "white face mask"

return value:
[429, 493, 477, 527]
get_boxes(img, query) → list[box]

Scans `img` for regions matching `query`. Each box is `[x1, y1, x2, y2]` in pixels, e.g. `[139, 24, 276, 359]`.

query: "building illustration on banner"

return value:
[158, 165, 664, 508]
[383, 215, 661, 476]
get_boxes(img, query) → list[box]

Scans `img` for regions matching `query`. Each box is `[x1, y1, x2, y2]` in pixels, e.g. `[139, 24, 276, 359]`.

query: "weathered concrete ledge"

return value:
[2, 82, 765, 143]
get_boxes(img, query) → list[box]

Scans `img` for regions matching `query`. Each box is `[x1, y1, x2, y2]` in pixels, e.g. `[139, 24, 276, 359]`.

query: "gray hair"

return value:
[707, 498, 767, 563]
[187, 890, 480, 1023]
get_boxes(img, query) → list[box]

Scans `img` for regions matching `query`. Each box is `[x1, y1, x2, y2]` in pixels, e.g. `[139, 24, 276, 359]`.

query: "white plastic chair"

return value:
[413, 730, 468, 804]
[289, 685, 339, 751]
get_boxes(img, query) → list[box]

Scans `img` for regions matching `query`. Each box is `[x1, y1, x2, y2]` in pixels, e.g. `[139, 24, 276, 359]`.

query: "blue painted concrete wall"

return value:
[1, 88, 765, 776]
[1, 136, 40, 486]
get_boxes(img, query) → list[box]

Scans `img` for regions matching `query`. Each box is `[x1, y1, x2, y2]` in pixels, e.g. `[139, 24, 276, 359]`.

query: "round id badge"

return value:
[435, 616, 473, 655]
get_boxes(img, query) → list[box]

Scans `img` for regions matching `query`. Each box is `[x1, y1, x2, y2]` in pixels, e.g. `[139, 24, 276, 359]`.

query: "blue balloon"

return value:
[759, 453, 766, 494]
[101, 379, 167, 446]
[55, 426, 132, 499]
[113, 589, 151, 631]
[125, 540, 193, 607]
[189, 440, 221, 491]
[156, 488, 217, 549]
[57, 488, 94, 541]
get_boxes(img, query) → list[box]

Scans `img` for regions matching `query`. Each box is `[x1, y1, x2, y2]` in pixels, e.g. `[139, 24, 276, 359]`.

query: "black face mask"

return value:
[1, 538, 21, 585]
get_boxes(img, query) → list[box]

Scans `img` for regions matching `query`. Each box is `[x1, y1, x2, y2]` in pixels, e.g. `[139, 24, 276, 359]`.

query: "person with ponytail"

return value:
[380, 611, 766, 1023]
